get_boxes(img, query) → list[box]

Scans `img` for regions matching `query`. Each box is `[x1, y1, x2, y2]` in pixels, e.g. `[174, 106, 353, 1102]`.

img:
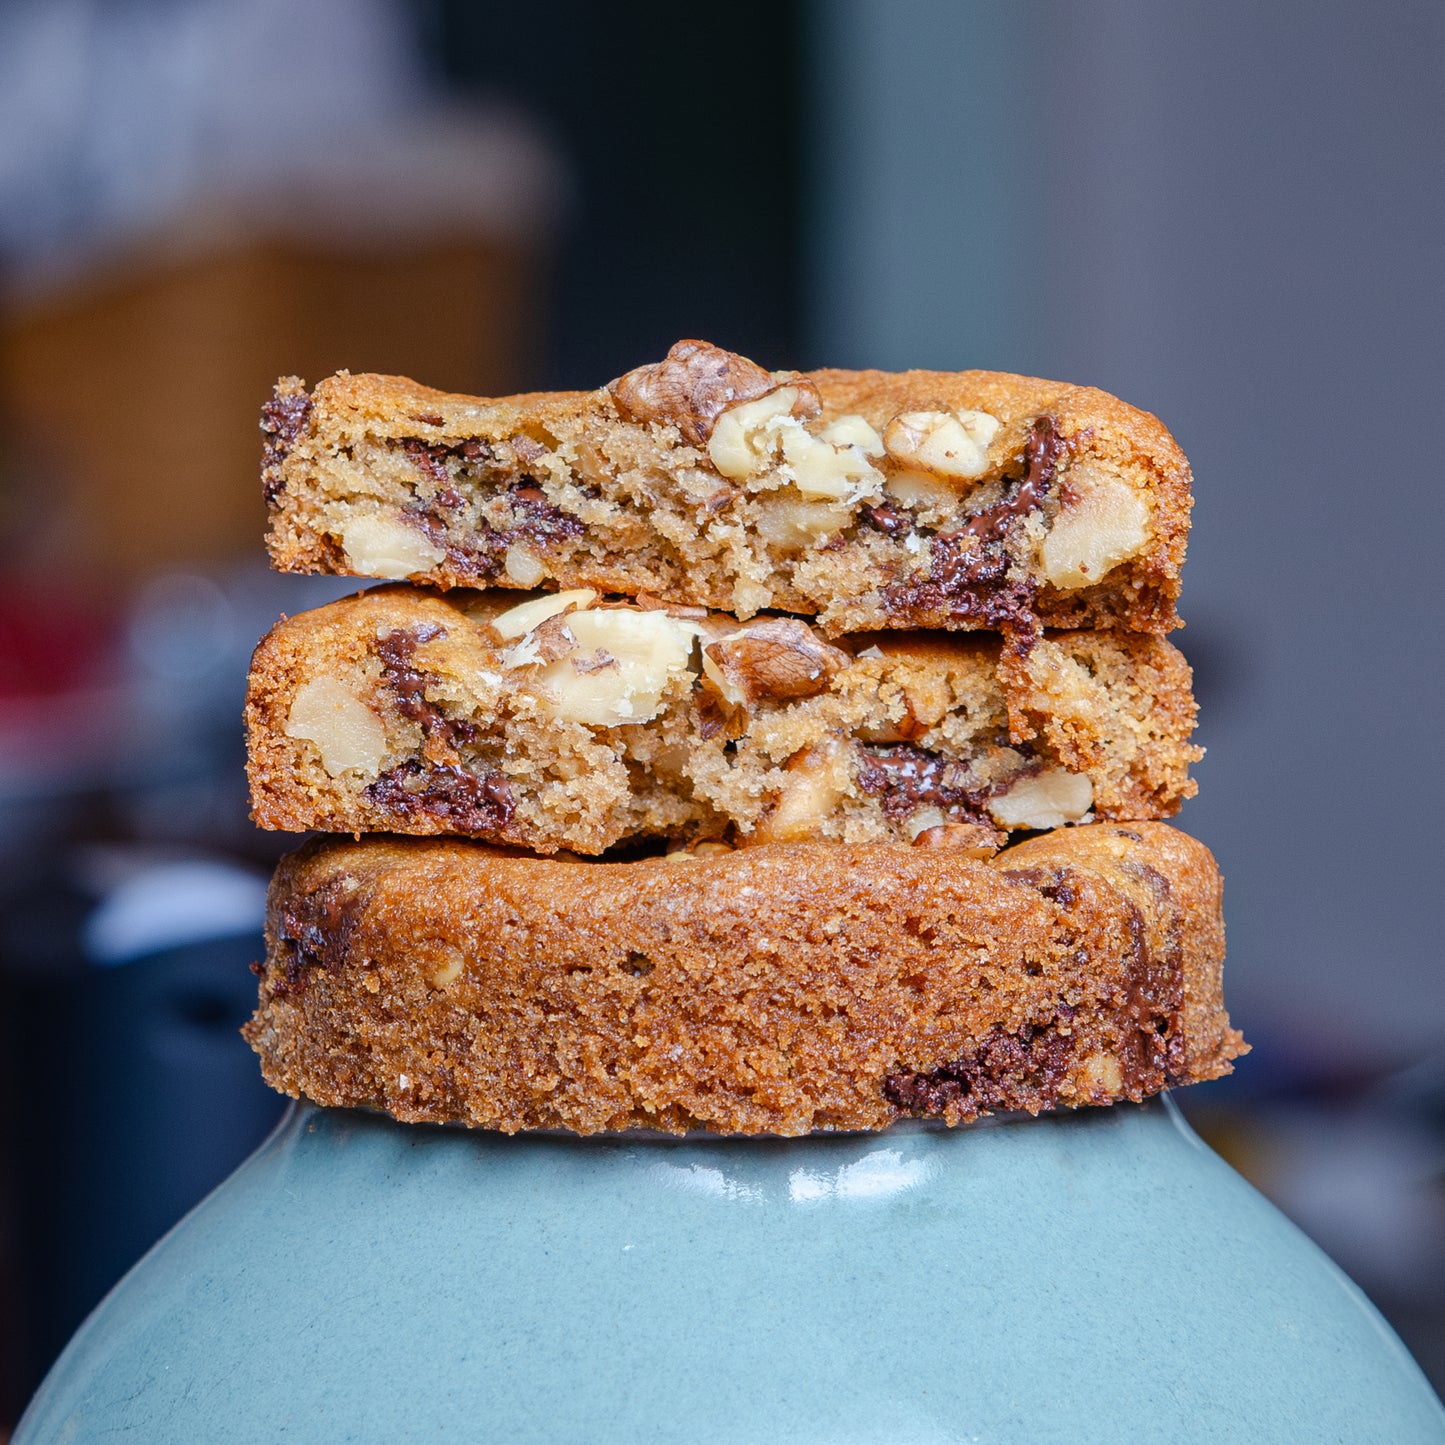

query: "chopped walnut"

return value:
[752, 737, 850, 843]
[526, 607, 702, 727]
[882, 409, 1000, 482]
[706, 386, 825, 480]
[285, 676, 387, 777]
[608, 340, 781, 447]
[910, 822, 1004, 858]
[338, 514, 444, 578]
[491, 589, 597, 641]
[1038, 464, 1151, 589]
[701, 618, 850, 707]
[987, 768, 1094, 829]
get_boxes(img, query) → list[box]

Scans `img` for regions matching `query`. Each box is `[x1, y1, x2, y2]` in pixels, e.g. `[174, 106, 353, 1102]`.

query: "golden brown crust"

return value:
[243, 823, 1244, 1135]
[262, 342, 1190, 636]
[244, 586, 1200, 853]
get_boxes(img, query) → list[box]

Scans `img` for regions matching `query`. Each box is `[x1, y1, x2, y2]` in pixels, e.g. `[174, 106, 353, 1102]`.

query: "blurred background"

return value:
[0, 0, 1440, 1425]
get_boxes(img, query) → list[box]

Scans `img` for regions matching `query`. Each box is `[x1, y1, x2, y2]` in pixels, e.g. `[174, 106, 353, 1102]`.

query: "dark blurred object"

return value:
[0, 851, 281, 1419]
[429, 0, 805, 384]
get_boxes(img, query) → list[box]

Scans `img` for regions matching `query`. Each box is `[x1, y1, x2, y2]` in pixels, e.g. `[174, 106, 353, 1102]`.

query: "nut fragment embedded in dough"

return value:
[503, 545, 546, 587]
[819, 414, 885, 456]
[988, 768, 1094, 830]
[753, 494, 855, 550]
[883, 409, 1000, 481]
[284, 676, 387, 777]
[910, 821, 1004, 858]
[339, 515, 445, 578]
[530, 607, 701, 726]
[491, 588, 597, 640]
[884, 469, 963, 515]
[707, 387, 808, 479]
[701, 618, 850, 707]
[777, 420, 883, 502]
[752, 737, 851, 843]
[1040, 466, 1152, 589]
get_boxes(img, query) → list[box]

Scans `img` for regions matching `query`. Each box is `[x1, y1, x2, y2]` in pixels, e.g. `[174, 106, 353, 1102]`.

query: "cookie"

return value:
[243, 823, 1244, 1135]
[246, 586, 1200, 854]
[262, 340, 1191, 638]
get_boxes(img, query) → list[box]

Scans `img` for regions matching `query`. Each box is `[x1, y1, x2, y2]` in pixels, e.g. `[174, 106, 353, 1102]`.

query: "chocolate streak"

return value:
[374, 626, 475, 747]
[400, 445, 587, 581]
[884, 859, 1187, 1119]
[365, 627, 515, 834]
[260, 386, 314, 503]
[880, 416, 1066, 633]
[365, 760, 514, 835]
[855, 743, 997, 825]
[265, 879, 357, 997]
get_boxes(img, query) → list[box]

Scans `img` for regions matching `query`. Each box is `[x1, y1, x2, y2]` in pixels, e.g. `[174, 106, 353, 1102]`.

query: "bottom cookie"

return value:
[244, 823, 1245, 1135]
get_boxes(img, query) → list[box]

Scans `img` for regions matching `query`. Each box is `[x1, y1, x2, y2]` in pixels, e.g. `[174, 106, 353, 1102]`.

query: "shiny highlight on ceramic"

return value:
[18, 1097, 1445, 1442]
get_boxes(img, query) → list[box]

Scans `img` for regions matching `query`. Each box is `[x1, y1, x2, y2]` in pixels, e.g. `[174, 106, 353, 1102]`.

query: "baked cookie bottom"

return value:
[261, 341, 1191, 639]
[244, 823, 1244, 1136]
[245, 586, 1199, 854]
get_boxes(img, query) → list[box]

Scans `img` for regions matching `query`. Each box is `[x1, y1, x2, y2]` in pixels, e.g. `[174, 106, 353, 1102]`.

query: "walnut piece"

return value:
[883, 469, 961, 515]
[1079, 1050, 1124, 1095]
[1038, 465, 1151, 590]
[285, 676, 387, 777]
[909, 820, 1004, 857]
[882, 409, 1000, 482]
[701, 618, 849, 707]
[492, 589, 597, 641]
[503, 544, 546, 586]
[752, 737, 850, 843]
[987, 768, 1094, 830]
[819, 414, 885, 456]
[338, 514, 445, 578]
[753, 494, 855, 550]
[608, 340, 779, 447]
[527, 607, 701, 727]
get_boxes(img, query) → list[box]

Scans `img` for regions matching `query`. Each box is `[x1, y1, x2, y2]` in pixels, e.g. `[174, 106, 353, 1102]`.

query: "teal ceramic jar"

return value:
[17, 1095, 1444, 1442]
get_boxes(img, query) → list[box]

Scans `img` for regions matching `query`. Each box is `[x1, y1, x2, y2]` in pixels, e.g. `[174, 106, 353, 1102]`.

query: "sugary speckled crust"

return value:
[244, 585, 1200, 853]
[261, 343, 1190, 637]
[243, 823, 1244, 1135]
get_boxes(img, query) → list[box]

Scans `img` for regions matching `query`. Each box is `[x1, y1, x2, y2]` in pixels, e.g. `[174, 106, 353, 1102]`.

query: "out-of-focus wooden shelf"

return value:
[0, 237, 543, 577]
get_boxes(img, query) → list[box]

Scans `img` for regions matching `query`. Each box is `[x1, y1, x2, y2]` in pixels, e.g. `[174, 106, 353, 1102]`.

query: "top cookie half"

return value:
[263, 340, 1191, 638]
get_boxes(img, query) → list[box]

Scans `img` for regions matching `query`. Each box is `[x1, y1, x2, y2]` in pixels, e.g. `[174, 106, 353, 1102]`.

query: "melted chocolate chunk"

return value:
[270, 880, 357, 996]
[404, 439, 452, 486]
[365, 760, 515, 834]
[855, 743, 993, 824]
[504, 483, 586, 547]
[260, 387, 314, 502]
[374, 626, 478, 750]
[960, 415, 1064, 544]
[1113, 901, 1188, 1087]
[402, 478, 587, 583]
[860, 501, 912, 536]
[879, 416, 1067, 631]
[884, 1016, 1077, 1116]
[885, 862, 1190, 1117]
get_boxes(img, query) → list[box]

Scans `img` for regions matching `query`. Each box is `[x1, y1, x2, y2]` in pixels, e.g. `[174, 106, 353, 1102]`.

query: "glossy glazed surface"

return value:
[18, 1097, 1445, 1442]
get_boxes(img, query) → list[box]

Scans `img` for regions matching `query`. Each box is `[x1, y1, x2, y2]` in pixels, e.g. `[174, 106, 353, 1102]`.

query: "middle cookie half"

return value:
[247, 586, 1199, 854]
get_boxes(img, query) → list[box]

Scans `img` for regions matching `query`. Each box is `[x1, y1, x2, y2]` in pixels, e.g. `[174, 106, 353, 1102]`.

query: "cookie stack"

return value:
[242, 339, 1245, 1134]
